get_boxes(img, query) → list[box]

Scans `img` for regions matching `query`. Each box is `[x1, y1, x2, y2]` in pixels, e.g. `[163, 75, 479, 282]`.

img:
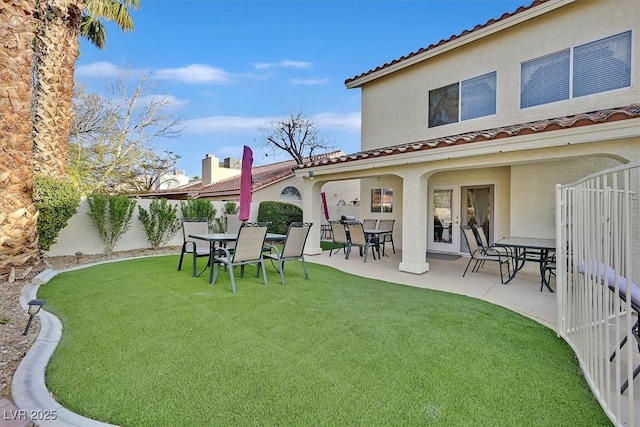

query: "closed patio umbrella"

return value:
[239, 145, 253, 221]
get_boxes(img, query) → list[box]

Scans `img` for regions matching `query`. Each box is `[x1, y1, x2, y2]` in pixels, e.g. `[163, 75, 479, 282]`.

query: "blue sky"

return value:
[75, 0, 527, 177]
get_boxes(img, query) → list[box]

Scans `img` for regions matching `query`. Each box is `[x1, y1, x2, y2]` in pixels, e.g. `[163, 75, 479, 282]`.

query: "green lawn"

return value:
[38, 255, 610, 426]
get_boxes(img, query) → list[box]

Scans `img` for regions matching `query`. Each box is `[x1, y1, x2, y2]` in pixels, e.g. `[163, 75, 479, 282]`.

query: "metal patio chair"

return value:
[264, 222, 312, 285]
[329, 221, 349, 257]
[345, 222, 379, 262]
[461, 225, 510, 284]
[178, 219, 210, 277]
[377, 219, 396, 255]
[362, 218, 378, 229]
[209, 222, 270, 293]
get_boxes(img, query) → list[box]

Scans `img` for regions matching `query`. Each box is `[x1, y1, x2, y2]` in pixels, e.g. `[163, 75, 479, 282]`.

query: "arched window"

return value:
[280, 186, 301, 200]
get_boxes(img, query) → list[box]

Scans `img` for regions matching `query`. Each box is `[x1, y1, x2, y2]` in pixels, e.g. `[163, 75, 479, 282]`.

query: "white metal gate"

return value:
[556, 161, 640, 426]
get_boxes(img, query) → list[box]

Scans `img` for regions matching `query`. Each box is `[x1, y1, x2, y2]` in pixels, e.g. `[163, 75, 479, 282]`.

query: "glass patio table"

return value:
[493, 237, 556, 291]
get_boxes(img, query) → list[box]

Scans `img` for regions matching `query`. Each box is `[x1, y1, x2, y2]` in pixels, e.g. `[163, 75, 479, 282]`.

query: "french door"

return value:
[428, 184, 495, 254]
[460, 185, 495, 253]
[428, 187, 460, 253]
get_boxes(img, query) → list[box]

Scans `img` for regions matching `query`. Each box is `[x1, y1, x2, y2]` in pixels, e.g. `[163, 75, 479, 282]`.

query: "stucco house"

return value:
[148, 151, 361, 222]
[298, 0, 640, 275]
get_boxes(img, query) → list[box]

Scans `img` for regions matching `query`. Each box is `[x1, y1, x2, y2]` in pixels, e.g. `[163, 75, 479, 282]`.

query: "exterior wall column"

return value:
[399, 170, 429, 274]
[302, 176, 323, 255]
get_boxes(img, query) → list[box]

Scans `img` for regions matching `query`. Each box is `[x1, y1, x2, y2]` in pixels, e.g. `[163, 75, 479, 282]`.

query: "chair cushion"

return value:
[579, 261, 640, 306]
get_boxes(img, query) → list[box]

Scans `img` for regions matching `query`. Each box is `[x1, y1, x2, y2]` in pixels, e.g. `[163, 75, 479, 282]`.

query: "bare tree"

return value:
[259, 111, 335, 164]
[68, 73, 183, 194]
[132, 150, 181, 192]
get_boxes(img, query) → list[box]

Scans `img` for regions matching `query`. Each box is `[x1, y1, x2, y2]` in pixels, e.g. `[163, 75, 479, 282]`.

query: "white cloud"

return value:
[155, 64, 231, 84]
[312, 112, 361, 132]
[184, 115, 276, 134]
[75, 61, 122, 77]
[253, 60, 314, 70]
[138, 94, 188, 109]
[290, 77, 330, 85]
[184, 112, 361, 136]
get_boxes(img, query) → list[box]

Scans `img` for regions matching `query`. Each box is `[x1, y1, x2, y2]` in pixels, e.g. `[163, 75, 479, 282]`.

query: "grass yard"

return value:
[38, 255, 610, 426]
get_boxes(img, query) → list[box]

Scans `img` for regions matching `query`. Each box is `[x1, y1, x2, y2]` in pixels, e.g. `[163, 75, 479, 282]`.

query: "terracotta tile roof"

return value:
[345, 0, 548, 87]
[143, 151, 345, 198]
[296, 104, 640, 170]
[195, 150, 345, 197]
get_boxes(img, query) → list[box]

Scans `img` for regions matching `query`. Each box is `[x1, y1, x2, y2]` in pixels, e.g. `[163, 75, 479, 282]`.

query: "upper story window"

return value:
[574, 31, 632, 98]
[521, 31, 631, 108]
[429, 72, 496, 128]
[521, 50, 570, 108]
[280, 186, 301, 201]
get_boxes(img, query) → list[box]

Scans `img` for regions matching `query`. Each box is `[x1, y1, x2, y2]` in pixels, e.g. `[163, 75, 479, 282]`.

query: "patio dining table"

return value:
[188, 232, 287, 280]
[493, 237, 556, 291]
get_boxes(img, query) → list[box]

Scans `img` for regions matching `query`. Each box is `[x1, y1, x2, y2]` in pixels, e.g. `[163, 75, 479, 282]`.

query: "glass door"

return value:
[428, 187, 460, 253]
[460, 185, 494, 253]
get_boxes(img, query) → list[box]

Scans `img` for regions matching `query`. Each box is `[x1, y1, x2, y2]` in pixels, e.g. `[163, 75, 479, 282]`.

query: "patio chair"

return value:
[377, 219, 396, 255]
[178, 219, 210, 277]
[329, 221, 349, 257]
[473, 224, 512, 257]
[472, 224, 513, 271]
[461, 225, 510, 284]
[264, 222, 312, 285]
[540, 250, 556, 292]
[345, 222, 378, 262]
[209, 222, 270, 293]
[362, 218, 378, 229]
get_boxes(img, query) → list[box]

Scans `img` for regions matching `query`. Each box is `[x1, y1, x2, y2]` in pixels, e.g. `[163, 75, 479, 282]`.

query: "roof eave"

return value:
[345, 0, 575, 89]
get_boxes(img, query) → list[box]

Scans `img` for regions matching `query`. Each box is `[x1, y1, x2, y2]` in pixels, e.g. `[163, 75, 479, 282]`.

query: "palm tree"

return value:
[32, 0, 139, 179]
[0, 1, 40, 272]
[32, 0, 83, 179]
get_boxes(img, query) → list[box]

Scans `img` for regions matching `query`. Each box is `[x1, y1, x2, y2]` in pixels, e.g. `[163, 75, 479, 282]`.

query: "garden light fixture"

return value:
[23, 299, 46, 335]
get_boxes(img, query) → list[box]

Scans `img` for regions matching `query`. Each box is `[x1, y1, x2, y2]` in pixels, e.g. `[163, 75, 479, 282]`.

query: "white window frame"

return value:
[429, 72, 497, 128]
[521, 31, 632, 109]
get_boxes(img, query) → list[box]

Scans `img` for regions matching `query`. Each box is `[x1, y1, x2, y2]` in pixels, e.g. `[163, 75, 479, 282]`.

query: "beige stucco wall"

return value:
[46, 198, 231, 257]
[240, 176, 361, 223]
[47, 176, 361, 256]
[510, 156, 625, 239]
[359, 0, 640, 150]
[358, 175, 404, 249]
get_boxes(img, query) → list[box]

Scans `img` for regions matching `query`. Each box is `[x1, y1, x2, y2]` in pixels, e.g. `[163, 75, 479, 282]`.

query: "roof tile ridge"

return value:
[345, 0, 547, 86]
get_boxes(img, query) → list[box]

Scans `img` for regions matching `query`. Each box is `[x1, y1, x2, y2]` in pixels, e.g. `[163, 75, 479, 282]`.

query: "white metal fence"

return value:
[556, 161, 640, 426]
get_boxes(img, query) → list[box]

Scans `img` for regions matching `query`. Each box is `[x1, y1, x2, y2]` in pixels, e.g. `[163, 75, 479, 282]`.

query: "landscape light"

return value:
[23, 299, 46, 336]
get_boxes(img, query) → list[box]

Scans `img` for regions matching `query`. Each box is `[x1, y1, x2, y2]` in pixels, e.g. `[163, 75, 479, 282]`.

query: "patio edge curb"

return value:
[12, 270, 119, 427]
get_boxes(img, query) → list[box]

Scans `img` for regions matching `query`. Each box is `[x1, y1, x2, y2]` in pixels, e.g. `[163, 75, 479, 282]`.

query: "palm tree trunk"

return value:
[0, 0, 40, 272]
[32, 0, 82, 179]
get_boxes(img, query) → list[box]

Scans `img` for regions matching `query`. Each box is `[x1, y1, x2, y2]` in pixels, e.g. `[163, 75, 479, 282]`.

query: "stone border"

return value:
[12, 269, 118, 427]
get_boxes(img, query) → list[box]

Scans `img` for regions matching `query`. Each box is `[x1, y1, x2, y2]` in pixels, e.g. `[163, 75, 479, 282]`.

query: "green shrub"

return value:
[212, 201, 239, 233]
[138, 199, 181, 250]
[33, 176, 81, 251]
[257, 201, 302, 234]
[180, 199, 216, 229]
[223, 201, 238, 215]
[87, 193, 137, 254]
